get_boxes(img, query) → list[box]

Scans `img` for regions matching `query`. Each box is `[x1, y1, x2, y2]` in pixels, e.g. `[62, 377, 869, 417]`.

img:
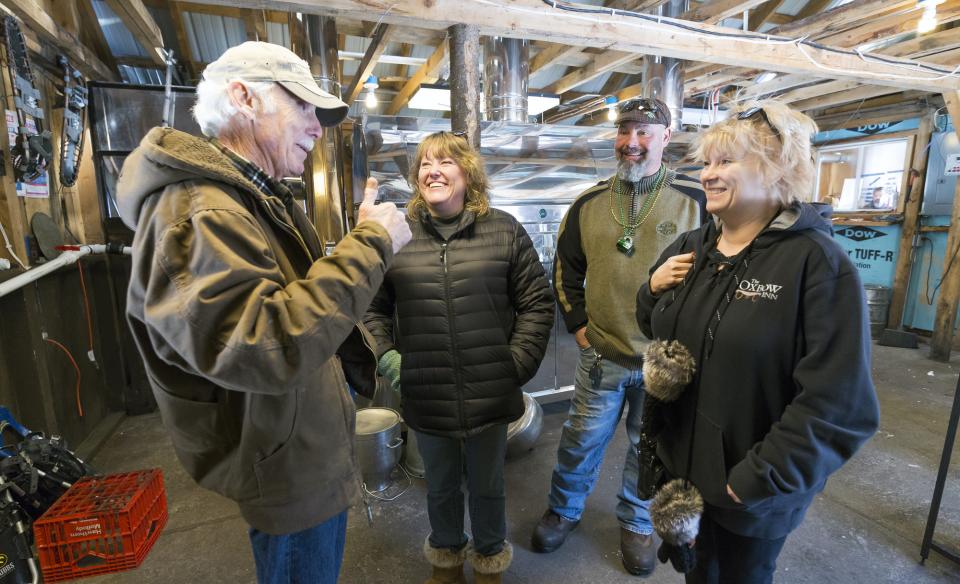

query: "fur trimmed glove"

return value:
[650, 478, 703, 574]
[637, 340, 696, 500]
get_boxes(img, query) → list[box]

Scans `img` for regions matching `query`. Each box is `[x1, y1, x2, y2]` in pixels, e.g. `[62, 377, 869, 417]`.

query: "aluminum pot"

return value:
[506, 392, 543, 459]
[355, 407, 403, 492]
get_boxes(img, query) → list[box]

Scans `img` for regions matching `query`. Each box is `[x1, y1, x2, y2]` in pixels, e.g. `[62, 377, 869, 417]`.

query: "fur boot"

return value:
[423, 536, 467, 584]
[468, 541, 513, 584]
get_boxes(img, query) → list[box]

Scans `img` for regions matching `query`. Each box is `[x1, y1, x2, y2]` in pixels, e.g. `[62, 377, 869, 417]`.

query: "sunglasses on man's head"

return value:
[449, 130, 468, 138]
[737, 107, 782, 144]
[619, 98, 660, 113]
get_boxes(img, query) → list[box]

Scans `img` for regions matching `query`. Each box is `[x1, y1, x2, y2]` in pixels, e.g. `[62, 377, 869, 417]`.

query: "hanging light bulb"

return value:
[605, 96, 618, 122]
[363, 75, 379, 109]
[917, 0, 944, 34]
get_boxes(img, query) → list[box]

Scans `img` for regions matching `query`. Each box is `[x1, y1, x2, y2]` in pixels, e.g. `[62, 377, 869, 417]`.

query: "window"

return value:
[815, 137, 910, 212]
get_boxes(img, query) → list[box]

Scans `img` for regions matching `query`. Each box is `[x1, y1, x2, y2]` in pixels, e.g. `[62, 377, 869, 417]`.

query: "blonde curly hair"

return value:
[407, 132, 490, 219]
[689, 100, 818, 206]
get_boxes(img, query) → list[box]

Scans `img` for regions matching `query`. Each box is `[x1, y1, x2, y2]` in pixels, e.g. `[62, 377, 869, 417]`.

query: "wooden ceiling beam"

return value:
[530, 42, 583, 76]
[104, 0, 166, 66]
[168, 1, 197, 82]
[880, 27, 960, 59]
[682, 0, 770, 25]
[76, 0, 119, 77]
[343, 23, 392, 105]
[196, 0, 960, 92]
[815, 0, 960, 48]
[243, 8, 267, 41]
[543, 50, 637, 94]
[385, 40, 447, 115]
[1, 0, 116, 80]
[772, 0, 914, 38]
[747, 0, 785, 30]
[816, 101, 927, 131]
[792, 85, 904, 111]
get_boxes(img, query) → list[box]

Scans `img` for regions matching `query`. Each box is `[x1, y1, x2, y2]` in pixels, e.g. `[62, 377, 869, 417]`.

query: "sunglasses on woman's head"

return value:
[737, 107, 782, 144]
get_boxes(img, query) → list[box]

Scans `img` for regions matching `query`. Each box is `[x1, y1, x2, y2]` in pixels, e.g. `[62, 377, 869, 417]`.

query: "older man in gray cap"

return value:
[531, 98, 706, 577]
[117, 41, 410, 583]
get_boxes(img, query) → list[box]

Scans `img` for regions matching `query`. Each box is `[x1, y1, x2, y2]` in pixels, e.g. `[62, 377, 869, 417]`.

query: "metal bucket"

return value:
[864, 284, 891, 337]
[355, 408, 403, 492]
[506, 392, 543, 459]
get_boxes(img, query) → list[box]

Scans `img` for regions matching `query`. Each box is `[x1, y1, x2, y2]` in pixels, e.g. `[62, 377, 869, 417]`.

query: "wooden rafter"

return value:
[104, 0, 166, 66]
[773, 0, 914, 38]
[543, 51, 637, 95]
[76, 0, 119, 77]
[385, 40, 447, 115]
[209, 0, 960, 92]
[530, 42, 582, 76]
[814, 0, 960, 48]
[168, 1, 197, 82]
[747, 0, 785, 30]
[880, 26, 960, 59]
[243, 8, 267, 41]
[343, 23, 392, 105]
[793, 0, 833, 22]
[683, 0, 770, 25]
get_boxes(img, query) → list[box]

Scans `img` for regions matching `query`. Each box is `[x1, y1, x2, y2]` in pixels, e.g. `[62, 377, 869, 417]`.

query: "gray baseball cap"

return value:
[202, 41, 349, 127]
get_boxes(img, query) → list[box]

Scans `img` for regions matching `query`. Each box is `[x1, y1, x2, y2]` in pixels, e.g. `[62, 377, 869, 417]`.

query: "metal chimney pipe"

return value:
[304, 15, 350, 241]
[642, 0, 688, 131]
[484, 37, 529, 122]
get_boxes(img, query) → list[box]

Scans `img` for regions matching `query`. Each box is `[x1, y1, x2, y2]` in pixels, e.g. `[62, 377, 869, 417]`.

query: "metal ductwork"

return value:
[642, 0, 688, 131]
[484, 37, 529, 122]
[305, 15, 350, 242]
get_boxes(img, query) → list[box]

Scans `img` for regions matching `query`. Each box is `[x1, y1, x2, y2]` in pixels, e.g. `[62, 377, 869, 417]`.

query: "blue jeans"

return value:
[416, 424, 508, 556]
[547, 346, 651, 534]
[248, 510, 347, 584]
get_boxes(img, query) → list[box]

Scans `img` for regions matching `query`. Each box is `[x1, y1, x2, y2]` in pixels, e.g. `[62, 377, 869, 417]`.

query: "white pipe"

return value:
[0, 244, 130, 300]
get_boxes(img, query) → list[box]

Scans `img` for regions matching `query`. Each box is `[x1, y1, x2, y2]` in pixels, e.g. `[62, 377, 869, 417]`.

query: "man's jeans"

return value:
[249, 510, 347, 584]
[547, 346, 652, 534]
[416, 424, 508, 556]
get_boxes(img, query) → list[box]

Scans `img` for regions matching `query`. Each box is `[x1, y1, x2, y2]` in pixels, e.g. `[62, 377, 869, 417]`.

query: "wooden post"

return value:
[930, 92, 960, 361]
[448, 24, 480, 149]
[887, 109, 935, 329]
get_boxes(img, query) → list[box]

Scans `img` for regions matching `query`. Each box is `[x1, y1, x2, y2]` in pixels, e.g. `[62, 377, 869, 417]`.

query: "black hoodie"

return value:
[636, 202, 879, 539]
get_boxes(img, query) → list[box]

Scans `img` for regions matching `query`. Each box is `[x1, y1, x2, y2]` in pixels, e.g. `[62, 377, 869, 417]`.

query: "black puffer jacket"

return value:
[365, 207, 554, 437]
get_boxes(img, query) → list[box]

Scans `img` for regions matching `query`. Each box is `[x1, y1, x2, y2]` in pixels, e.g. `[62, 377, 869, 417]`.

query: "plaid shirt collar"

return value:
[211, 139, 295, 208]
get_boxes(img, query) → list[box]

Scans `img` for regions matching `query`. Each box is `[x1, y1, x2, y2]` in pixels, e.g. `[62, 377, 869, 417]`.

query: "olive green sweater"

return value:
[553, 169, 706, 368]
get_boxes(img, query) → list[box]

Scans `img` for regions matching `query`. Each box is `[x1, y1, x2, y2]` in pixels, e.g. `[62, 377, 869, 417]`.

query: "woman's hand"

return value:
[650, 252, 695, 294]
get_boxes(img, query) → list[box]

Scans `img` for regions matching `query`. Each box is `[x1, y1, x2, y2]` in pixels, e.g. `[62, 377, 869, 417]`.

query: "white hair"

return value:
[192, 78, 279, 138]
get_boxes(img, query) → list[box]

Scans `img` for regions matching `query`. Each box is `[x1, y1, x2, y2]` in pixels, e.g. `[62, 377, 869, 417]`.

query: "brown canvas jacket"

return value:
[117, 127, 392, 534]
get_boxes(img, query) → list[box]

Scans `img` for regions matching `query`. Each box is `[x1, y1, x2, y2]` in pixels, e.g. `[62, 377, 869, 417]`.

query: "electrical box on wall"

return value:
[922, 123, 959, 217]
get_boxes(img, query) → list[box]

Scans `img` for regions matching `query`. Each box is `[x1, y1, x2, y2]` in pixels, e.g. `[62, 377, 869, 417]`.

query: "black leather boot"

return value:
[531, 510, 580, 553]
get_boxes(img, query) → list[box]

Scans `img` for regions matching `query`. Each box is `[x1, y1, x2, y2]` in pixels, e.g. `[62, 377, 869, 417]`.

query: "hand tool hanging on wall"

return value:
[3, 16, 52, 183]
[56, 56, 86, 188]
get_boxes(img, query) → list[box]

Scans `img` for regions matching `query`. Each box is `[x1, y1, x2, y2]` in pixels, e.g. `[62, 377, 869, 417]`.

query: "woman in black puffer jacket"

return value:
[365, 131, 554, 584]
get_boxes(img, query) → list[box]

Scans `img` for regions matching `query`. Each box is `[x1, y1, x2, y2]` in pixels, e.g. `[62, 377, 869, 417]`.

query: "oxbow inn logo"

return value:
[735, 278, 782, 302]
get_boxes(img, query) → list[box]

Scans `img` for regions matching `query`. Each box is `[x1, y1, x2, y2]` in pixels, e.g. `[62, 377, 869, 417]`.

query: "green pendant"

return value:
[617, 235, 634, 256]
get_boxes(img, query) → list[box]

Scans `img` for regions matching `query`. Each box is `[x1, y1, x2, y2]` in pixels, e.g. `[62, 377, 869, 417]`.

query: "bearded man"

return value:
[531, 98, 706, 578]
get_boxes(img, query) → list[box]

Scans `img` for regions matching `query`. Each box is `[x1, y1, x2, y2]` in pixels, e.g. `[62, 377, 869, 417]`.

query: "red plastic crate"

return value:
[33, 469, 168, 582]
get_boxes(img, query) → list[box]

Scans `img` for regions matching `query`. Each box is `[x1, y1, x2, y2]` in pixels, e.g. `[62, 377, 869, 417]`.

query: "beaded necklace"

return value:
[609, 165, 667, 256]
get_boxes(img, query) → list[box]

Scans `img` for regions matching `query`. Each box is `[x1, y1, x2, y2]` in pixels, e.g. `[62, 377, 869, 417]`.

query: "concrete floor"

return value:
[75, 342, 960, 583]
